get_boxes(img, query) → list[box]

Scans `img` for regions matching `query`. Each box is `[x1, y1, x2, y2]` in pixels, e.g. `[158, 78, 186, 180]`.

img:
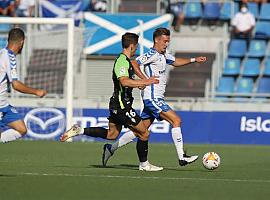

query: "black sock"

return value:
[83, 127, 108, 139]
[136, 139, 148, 162]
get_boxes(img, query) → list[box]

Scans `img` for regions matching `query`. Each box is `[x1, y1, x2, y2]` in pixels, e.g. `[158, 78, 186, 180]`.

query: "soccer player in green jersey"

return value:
[60, 32, 163, 171]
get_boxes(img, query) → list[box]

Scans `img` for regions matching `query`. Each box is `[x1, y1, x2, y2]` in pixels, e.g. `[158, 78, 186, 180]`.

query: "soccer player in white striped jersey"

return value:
[103, 28, 207, 168]
[0, 28, 47, 143]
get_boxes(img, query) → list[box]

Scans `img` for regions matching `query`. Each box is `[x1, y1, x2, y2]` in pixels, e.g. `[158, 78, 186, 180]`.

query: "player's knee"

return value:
[173, 116, 182, 127]
[138, 129, 149, 141]
[17, 127, 27, 135]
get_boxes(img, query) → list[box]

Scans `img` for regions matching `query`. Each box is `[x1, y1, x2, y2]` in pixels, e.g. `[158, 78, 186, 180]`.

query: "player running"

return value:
[0, 28, 47, 143]
[60, 32, 163, 171]
[102, 28, 207, 168]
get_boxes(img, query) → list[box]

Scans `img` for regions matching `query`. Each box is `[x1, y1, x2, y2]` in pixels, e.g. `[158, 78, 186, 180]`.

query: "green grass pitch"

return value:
[1, 140, 270, 200]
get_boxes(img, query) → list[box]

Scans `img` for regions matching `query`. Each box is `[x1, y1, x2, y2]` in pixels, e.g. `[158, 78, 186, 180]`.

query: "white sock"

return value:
[140, 160, 149, 167]
[1, 129, 22, 143]
[111, 130, 136, 153]
[79, 127, 84, 134]
[171, 127, 184, 160]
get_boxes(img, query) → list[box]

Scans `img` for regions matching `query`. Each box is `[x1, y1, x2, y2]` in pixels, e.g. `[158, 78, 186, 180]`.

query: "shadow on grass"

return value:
[89, 164, 138, 170]
[0, 174, 17, 177]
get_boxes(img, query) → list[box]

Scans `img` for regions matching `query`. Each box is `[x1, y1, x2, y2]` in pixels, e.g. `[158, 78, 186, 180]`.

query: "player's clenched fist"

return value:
[148, 76, 159, 85]
[195, 57, 207, 63]
[36, 89, 47, 97]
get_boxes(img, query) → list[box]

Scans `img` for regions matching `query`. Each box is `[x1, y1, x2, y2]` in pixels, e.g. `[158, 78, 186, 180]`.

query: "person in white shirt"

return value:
[102, 28, 207, 170]
[15, 0, 35, 17]
[231, 3, 255, 40]
[0, 28, 46, 143]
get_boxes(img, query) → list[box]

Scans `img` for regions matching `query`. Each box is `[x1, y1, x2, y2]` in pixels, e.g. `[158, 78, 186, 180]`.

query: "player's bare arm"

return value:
[131, 60, 148, 80]
[172, 56, 207, 67]
[119, 76, 159, 88]
[12, 80, 47, 97]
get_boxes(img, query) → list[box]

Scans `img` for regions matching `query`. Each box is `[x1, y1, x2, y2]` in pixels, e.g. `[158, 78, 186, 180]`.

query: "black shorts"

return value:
[108, 107, 141, 128]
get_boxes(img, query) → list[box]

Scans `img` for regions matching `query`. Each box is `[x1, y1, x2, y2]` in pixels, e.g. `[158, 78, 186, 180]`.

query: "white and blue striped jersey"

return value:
[136, 48, 175, 100]
[0, 48, 18, 108]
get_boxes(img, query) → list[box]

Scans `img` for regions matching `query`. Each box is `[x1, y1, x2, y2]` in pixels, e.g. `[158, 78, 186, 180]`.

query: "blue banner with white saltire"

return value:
[39, 0, 83, 26]
[83, 13, 173, 55]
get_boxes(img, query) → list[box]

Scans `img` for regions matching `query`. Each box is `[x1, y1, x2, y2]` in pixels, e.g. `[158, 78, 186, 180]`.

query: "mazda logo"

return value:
[24, 108, 65, 139]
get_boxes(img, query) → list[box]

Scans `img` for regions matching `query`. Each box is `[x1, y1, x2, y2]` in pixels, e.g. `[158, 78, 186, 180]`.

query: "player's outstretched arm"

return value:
[119, 76, 159, 88]
[173, 56, 207, 67]
[12, 80, 47, 97]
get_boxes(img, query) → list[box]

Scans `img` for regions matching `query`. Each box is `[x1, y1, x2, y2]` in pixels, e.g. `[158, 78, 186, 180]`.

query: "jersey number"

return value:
[126, 110, 136, 123]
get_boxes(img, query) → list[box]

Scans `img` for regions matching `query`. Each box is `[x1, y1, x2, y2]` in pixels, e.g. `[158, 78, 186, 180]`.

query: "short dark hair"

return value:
[153, 28, 170, 42]
[8, 28, 25, 43]
[121, 32, 139, 49]
[240, 3, 247, 8]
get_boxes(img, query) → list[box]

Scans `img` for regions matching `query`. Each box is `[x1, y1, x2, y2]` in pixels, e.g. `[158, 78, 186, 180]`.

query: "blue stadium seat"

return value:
[82, 0, 90, 11]
[184, 2, 202, 19]
[263, 58, 270, 76]
[236, 77, 254, 93]
[203, 2, 220, 19]
[220, 2, 239, 20]
[216, 77, 234, 93]
[228, 39, 247, 57]
[247, 2, 259, 18]
[242, 58, 261, 77]
[0, 37, 7, 48]
[247, 40, 266, 58]
[0, 23, 10, 33]
[254, 21, 270, 39]
[259, 3, 270, 20]
[257, 77, 270, 93]
[223, 58, 241, 76]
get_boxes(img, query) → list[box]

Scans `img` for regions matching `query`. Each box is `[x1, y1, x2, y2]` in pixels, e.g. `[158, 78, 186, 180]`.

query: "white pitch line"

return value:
[20, 172, 270, 184]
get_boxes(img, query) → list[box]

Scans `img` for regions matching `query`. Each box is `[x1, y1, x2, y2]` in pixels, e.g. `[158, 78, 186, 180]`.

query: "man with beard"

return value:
[0, 28, 47, 143]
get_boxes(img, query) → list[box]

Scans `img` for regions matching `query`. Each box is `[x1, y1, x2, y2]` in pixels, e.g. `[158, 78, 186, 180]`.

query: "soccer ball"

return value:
[202, 152, 221, 170]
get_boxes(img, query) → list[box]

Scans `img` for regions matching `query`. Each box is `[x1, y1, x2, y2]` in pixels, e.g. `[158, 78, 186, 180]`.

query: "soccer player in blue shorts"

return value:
[0, 28, 47, 143]
[102, 28, 207, 168]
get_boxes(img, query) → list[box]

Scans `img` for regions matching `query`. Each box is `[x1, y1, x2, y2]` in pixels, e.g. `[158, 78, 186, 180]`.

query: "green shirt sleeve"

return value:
[114, 57, 129, 79]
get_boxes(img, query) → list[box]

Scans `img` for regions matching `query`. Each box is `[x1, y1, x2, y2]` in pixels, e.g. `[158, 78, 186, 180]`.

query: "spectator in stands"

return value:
[0, 0, 15, 17]
[15, 0, 35, 17]
[89, 0, 107, 12]
[167, 0, 185, 32]
[231, 3, 255, 41]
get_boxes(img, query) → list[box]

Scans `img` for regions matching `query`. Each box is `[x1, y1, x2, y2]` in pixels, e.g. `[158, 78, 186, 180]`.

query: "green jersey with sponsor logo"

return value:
[110, 53, 135, 109]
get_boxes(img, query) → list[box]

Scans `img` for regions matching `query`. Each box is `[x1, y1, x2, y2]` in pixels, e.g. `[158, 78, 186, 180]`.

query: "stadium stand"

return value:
[118, 0, 157, 13]
[212, 1, 270, 99]
[25, 49, 67, 94]
[165, 52, 215, 97]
